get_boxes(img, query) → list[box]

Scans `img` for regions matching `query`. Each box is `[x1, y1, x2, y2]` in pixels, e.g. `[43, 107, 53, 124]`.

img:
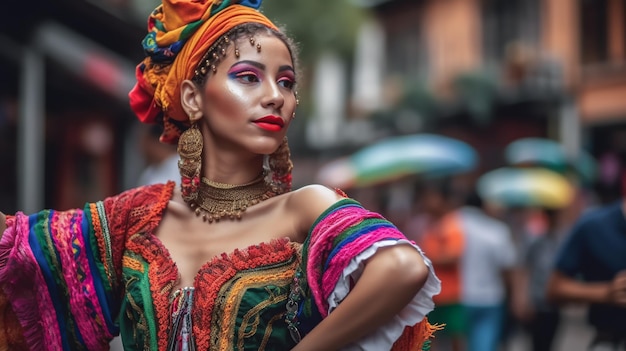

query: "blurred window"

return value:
[482, 0, 541, 67]
[580, 0, 609, 65]
[386, 17, 428, 80]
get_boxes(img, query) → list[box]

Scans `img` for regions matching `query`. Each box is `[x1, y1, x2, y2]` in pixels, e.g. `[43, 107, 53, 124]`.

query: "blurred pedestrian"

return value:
[414, 179, 468, 351]
[520, 208, 564, 351]
[136, 123, 180, 186]
[547, 198, 626, 351]
[458, 192, 518, 351]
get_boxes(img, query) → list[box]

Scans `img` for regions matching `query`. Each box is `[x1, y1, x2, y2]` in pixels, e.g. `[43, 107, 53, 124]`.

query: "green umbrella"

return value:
[317, 134, 478, 189]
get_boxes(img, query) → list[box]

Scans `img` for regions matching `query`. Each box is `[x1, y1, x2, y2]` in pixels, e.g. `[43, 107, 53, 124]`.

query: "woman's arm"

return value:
[292, 244, 429, 351]
[0, 212, 5, 235]
[547, 270, 626, 307]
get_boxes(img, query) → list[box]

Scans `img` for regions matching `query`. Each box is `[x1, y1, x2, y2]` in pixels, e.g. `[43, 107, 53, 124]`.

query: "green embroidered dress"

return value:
[0, 182, 441, 350]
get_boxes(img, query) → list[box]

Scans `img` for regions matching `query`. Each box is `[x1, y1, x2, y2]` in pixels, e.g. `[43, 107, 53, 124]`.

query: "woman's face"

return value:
[200, 33, 296, 155]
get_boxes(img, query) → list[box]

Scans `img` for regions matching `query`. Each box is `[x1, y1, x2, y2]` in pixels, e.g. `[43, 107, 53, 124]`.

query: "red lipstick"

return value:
[253, 115, 284, 132]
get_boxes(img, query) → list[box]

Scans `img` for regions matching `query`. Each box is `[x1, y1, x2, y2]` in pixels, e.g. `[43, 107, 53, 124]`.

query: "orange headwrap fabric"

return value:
[129, 0, 278, 144]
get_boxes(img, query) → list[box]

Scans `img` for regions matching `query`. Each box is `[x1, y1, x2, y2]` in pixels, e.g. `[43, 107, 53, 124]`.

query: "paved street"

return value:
[110, 306, 595, 351]
[506, 305, 594, 351]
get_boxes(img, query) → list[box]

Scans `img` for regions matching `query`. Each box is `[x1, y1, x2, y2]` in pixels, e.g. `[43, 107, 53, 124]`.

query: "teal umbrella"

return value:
[505, 137, 597, 183]
[317, 134, 478, 188]
[505, 138, 566, 169]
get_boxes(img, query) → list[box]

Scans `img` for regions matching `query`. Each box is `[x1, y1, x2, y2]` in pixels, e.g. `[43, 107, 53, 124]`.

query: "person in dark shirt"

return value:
[547, 199, 626, 350]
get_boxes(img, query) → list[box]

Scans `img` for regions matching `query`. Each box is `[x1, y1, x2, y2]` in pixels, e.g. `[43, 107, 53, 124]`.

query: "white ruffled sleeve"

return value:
[326, 240, 441, 351]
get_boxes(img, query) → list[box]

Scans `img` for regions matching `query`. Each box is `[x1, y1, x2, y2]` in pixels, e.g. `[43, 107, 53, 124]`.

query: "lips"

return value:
[253, 115, 285, 132]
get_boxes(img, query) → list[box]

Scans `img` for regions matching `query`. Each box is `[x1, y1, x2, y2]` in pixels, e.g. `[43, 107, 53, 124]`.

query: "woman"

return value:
[0, 1, 441, 350]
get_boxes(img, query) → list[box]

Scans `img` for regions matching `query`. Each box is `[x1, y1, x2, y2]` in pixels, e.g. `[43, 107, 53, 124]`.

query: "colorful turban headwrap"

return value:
[129, 0, 278, 144]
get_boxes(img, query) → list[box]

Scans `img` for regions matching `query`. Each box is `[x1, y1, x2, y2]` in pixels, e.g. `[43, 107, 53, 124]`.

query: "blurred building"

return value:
[2, 0, 625, 212]
[0, 0, 153, 213]
[352, 0, 626, 202]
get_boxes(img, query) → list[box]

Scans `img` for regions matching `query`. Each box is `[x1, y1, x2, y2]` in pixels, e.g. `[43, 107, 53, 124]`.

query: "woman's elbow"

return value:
[387, 245, 430, 292]
[407, 254, 429, 292]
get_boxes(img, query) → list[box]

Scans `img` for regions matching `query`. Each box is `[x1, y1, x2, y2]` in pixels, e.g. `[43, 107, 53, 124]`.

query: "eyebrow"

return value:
[231, 60, 294, 74]
[279, 65, 295, 74]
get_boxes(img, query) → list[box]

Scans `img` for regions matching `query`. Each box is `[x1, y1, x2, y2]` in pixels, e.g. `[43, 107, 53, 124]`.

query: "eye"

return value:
[234, 71, 260, 83]
[277, 77, 295, 89]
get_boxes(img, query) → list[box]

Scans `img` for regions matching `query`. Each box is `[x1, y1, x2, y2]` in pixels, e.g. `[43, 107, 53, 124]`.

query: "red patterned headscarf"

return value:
[129, 0, 278, 144]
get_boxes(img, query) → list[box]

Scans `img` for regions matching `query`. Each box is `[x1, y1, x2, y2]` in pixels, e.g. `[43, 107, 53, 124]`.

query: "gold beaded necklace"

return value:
[190, 172, 278, 223]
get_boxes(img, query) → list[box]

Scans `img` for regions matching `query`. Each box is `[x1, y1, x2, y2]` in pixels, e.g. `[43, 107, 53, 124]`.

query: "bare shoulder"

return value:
[286, 184, 347, 234]
[289, 184, 346, 211]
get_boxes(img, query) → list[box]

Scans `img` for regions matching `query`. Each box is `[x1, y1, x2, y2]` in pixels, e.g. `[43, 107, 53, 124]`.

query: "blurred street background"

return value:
[1, 0, 625, 350]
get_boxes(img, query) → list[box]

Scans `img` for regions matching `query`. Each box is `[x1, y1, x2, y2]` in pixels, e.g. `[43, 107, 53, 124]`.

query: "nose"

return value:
[261, 80, 284, 109]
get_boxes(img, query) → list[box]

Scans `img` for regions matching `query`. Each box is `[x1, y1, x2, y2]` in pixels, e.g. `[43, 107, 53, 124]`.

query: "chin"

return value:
[252, 137, 284, 155]
[258, 145, 281, 155]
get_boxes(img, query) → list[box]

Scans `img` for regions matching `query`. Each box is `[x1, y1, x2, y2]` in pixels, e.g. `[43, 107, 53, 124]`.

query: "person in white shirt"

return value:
[136, 124, 180, 186]
[459, 192, 518, 351]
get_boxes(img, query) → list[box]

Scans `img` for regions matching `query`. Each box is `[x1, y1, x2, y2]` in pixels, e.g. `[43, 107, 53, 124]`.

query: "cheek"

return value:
[221, 83, 252, 104]
[203, 84, 249, 117]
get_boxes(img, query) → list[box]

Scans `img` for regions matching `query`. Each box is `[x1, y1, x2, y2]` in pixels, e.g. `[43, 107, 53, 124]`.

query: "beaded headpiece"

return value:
[129, 0, 278, 144]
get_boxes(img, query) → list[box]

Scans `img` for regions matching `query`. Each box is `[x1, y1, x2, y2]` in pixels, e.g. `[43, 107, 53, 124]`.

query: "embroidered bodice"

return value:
[122, 237, 300, 351]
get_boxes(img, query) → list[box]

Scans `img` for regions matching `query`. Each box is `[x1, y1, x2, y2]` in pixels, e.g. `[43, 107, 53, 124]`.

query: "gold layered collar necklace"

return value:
[190, 172, 278, 223]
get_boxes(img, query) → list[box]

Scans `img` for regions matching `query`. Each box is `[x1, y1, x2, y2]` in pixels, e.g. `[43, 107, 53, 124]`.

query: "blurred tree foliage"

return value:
[261, 0, 370, 130]
[261, 1, 369, 67]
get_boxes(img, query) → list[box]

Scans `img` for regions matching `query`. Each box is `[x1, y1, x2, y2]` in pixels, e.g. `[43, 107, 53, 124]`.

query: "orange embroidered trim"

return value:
[103, 182, 175, 289]
[128, 182, 175, 235]
[122, 256, 144, 273]
[119, 182, 175, 350]
[126, 232, 178, 350]
[391, 318, 445, 351]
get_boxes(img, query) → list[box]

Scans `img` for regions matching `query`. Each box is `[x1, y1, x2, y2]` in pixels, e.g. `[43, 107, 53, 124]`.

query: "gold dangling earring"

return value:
[178, 123, 203, 204]
[269, 137, 293, 194]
